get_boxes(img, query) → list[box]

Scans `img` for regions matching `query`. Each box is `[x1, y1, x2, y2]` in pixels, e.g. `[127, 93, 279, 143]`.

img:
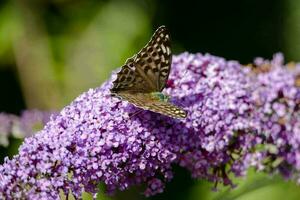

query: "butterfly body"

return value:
[110, 26, 187, 119]
[151, 92, 169, 102]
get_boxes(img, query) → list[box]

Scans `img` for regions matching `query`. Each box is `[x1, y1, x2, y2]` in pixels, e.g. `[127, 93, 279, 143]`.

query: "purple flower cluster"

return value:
[249, 53, 300, 181]
[0, 52, 299, 199]
[165, 53, 261, 184]
[0, 110, 55, 147]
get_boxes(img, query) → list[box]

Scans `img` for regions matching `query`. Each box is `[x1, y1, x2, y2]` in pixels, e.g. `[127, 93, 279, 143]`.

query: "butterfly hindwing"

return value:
[118, 92, 187, 118]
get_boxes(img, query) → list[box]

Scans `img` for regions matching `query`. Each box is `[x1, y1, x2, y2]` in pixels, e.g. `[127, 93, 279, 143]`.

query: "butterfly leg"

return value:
[129, 109, 144, 119]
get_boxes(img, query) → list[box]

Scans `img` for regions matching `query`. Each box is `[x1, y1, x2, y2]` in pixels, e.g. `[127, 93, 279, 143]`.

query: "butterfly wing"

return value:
[110, 26, 186, 119]
[110, 63, 150, 93]
[118, 92, 187, 119]
[132, 26, 172, 92]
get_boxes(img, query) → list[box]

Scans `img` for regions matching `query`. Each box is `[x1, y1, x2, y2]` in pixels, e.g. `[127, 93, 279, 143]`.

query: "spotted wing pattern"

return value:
[110, 26, 187, 119]
[118, 92, 187, 119]
[111, 26, 171, 93]
[110, 64, 148, 93]
[131, 25, 172, 91]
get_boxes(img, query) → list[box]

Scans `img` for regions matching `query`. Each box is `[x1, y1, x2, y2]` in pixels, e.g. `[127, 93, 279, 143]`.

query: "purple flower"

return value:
[0, 110, 55, 147]
[18, 110, 57, 137]
[167, 53, 261, 183]
[250, 53, 300, 181]
[0, 52, 265, 199]
[0, 113, 13, 147]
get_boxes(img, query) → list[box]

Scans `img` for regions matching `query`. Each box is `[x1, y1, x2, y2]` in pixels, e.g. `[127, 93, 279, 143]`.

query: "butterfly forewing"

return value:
[111, 64, 149, 93]
[111, 26, 172, 93]
[133, 26, 172, 91]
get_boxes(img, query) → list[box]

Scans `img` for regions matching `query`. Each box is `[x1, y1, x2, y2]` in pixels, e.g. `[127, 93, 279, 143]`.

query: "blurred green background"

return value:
[1, 0, 300, 199]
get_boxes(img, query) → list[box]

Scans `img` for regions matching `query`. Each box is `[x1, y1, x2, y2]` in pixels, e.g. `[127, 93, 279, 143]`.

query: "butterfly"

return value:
[110, 26, 187, 119]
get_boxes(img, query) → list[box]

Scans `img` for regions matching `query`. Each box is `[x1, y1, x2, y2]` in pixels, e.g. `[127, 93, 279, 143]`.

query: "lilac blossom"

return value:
[0, 52, 265, 199]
